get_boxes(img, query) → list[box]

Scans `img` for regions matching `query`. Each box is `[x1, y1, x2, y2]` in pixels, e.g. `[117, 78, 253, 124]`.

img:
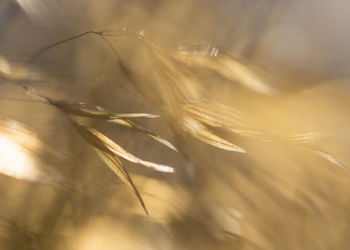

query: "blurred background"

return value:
[1, 0, 350, 249]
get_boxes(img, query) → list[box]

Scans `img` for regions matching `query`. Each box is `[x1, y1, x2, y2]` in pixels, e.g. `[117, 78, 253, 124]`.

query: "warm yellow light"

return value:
[0, 134, 39, 181]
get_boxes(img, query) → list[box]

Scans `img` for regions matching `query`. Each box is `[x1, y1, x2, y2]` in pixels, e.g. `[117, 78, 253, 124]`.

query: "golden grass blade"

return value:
[209, 54, 274, 94]
[51, 100, 160, 119]
[52, 101, 115, 118]
[306, 147, 350, 171]
[95, 150, 148, 215]
[172, 50, 273, 94]
[24, 87, 159, 119]
[184, 102, 254, 129]
[95, 150, 127, 182]
[181, 116, 246, 153]
[286, 133, 348, 170]
[91, 128, 175, 173]
[109, 118, 178, 152]
[110, 113, 160, 119]
[183, 102, 271, 142]
[70, 119, 174, 173]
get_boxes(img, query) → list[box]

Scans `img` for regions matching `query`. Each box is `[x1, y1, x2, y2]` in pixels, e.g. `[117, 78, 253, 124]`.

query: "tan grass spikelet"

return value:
[182, 101, 271, 142]
[95, 149, 148, 215]
[24, 87, 176, 172]
[181, 101, 349, 169]
[306, 147, 349, 171]
[180, 115, 246, 153]
[68, 118, 176, 215]
[50, 100, 159, 119]
[108, 118, 178, 152]
[171, 49, 274, 94]
[287, 133, 349, 171]
[69, 119, 174, 173]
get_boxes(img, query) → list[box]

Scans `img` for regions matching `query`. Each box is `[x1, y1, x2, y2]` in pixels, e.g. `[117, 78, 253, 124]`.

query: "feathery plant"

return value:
[0, 26, 348, 218]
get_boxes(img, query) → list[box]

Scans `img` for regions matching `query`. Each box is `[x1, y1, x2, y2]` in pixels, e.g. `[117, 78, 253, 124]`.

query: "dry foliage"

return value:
[1, 1, 350, 250]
